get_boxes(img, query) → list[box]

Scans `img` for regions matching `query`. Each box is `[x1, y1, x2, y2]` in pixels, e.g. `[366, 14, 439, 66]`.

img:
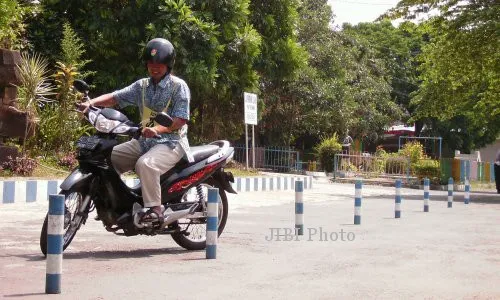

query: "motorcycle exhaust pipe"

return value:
[161, 203, 199, 228]
[133, 203, 199, 229]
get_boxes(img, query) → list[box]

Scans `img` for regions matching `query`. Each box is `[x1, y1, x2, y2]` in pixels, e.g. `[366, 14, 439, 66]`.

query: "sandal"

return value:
[139, 206, 165, 228]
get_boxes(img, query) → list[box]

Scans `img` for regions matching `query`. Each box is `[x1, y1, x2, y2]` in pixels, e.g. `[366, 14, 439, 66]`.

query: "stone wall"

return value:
[0, 49, 33, 165]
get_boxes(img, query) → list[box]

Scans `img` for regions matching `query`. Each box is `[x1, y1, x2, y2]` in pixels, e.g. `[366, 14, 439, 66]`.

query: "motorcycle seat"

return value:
[130, 144, 221, 194]
[189, 145, 220, 162]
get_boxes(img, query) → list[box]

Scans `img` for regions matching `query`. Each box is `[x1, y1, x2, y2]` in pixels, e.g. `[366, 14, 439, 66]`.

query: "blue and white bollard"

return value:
[464, 179, 470, 204]
[206, 188, 218, 259]
[424, 178, 430, 212]
[354, 179, 362, 225]
[46, 194, 64, 294]
[295, 181, 304, 235]
[395, 179, 402, 218]
[448, 177, 453, 208]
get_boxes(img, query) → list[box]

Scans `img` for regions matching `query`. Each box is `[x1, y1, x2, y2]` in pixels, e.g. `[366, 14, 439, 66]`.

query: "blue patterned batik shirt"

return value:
[112, 74, 191, 155]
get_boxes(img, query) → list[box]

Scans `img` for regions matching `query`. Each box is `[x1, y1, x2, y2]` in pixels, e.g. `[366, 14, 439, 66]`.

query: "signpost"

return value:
[244, 92, 258, 169]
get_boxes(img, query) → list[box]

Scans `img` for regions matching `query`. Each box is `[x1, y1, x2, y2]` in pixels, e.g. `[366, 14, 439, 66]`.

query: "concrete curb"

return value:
[0, 175, 313, 204]
[332, 177, 489, 192]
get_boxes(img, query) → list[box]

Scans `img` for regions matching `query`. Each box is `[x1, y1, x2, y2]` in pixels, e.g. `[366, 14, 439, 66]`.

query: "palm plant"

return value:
[15, 52, 55, 153]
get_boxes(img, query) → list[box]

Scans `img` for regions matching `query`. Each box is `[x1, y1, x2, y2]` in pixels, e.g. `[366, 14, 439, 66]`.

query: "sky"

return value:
[327, 0, 401, 28]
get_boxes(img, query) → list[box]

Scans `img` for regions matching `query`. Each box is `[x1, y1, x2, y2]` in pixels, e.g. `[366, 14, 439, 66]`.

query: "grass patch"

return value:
[0, 156, 72, 179]
[470, 182, 496, 190]
[32, 163, 71, 179]
[226, 167, 260, 177]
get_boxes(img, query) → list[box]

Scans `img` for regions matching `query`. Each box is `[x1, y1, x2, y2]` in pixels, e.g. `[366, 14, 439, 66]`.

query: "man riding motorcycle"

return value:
[79, 38, 193, 228]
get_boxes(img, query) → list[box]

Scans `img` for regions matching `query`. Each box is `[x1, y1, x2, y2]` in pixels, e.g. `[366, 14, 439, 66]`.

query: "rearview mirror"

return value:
[74, 79, 90, 93]
[154, 112, 173, 127]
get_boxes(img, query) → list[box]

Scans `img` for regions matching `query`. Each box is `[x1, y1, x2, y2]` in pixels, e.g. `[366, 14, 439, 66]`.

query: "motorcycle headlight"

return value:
[112, 124, 131, 134]
[88, 110, 97, 124]
[94, 114, 122, 133]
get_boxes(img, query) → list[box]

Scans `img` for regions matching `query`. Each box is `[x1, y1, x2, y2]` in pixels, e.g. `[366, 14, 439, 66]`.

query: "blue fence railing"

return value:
[233, 145, 300, 172]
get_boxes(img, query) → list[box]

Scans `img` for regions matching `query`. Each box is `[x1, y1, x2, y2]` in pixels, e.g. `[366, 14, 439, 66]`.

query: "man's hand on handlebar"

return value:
[77, 101, 92, 113]
[76, 94, 117, 114]
[142, 127, 161, 138]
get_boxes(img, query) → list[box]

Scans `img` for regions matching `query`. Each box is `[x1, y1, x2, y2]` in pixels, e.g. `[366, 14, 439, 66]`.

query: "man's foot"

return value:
[139, 206, 164, 228]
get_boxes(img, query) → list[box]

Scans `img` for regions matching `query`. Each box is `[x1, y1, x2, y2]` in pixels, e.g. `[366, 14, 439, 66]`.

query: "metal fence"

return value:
[233, 145, 300, 172]
[232, 144, 497, 184]
[440, 158, 496, 184]
[333, 153, 411, 181]
[332, 154, 496, 185]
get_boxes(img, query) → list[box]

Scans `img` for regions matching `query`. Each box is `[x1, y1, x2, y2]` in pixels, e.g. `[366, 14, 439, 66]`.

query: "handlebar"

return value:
[74, 104, 160, 139]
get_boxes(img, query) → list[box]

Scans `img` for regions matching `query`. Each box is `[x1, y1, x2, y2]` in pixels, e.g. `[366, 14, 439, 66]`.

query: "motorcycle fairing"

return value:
[60, 169, 93, 191]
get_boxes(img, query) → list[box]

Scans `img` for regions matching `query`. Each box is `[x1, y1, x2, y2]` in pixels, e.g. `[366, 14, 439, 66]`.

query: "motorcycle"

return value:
[40, 80, 236, 255]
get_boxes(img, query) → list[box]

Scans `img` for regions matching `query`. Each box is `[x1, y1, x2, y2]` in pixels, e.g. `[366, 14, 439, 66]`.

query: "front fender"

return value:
[60, 169, 94, 191]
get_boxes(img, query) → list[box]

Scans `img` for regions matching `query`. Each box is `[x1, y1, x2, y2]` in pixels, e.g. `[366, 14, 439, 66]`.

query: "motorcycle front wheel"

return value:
[171, 179, 228, 250]
[40, 188, 90, 256]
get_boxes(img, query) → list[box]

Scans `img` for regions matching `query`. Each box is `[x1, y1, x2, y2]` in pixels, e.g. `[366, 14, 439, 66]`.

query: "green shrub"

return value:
[19, 23, 93, 156]
[399, 141, 426, 164]
[413, 159, 441, 183]
[374, 145, 387, 157]
[373, 146, 388, 173]
[0, 0, 28, 49]
[315, 133, 342, 172]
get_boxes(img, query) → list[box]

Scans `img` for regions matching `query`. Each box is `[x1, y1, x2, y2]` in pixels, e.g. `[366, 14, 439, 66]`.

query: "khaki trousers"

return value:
[111, 140, 184, 207]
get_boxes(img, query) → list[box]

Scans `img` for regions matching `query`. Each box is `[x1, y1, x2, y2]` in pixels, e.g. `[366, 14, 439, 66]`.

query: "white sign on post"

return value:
[243, 92, 258, 169]
[244, 92, 258, 125]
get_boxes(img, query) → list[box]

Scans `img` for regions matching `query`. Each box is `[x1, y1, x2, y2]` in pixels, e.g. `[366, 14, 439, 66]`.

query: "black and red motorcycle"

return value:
[40, 80, 235, 255]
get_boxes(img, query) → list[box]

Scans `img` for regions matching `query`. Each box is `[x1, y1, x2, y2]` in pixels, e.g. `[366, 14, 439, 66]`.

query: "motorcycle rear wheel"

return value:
[40, 188, 89, 256]
[171, 179, 228, 250]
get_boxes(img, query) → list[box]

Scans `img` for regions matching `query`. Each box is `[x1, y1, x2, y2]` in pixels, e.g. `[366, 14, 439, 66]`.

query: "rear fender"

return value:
[212, 169, 237, 194]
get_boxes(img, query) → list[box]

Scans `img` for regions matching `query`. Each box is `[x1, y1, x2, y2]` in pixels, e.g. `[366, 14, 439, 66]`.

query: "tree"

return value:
[293, 0, 353, 144]
[342, 20, 422, 116]
[249, 0, 308, 145]
[339, 32, 403, 143]
[292, 0, 403, 147]
[26, 0, 156, 91]
[0, 0, 32, 49]
[144, 0, 262, 141]
[26, 0, 261, 143]
[387, 0, 500, 150]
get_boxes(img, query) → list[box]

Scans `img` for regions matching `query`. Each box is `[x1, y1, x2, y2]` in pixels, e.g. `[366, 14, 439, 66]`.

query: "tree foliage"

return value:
[342, 20, 422, 115]
[148, 0, 262, 142]
[247, 0, 308, 145]
[291, 0, 403, 147]
[387, 0, 500, 150]
[0, 0, 33, 49]
[14, 0, 497, 158]
[26, 0, 261, 143]
[17, 23, 93, 155]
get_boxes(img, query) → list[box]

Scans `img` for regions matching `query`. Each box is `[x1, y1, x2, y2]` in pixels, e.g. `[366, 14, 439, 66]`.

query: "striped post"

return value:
[295, 181, 304, 235]
[491, 161, 495, 183]
[206, 188, 218, 259]
[423, 178, 430, 212]
[354, 179, 362, 225]
[448, 177, 453, 208]
[46, 194, 64, 294]
[395, 179, 402, 218]
[464, 179, 470, 204]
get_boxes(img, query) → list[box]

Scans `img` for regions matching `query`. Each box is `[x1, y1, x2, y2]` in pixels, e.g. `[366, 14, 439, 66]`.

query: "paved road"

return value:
[1, 180, 499, 299]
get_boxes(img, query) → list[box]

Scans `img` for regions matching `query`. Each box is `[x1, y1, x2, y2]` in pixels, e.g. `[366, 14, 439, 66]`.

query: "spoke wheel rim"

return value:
[63, 192, 83, 244]
[176, 184, 223, 242]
